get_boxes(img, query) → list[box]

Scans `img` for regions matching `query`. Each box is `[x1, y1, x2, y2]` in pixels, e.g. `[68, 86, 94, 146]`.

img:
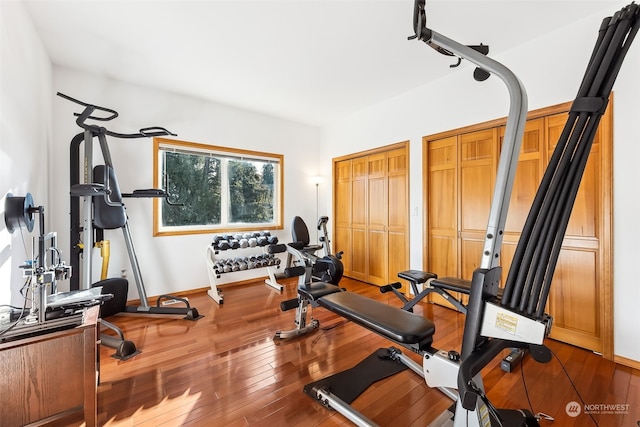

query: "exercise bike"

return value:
[288, 215, 344, 286]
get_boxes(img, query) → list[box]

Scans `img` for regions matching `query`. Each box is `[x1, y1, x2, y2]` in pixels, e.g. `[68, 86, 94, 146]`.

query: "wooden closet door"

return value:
[458, 129, 497, 279]
[367, 153, 388, 285]
[426, 136, 458, 278]
[387, 148, 409, 291]
[500, 118, 545, 285]
[426, 136, 459, 305]
[350, 157, 368, 281]
[422, 101, 612, 357]
[334, 159, 353, 275]
[333, 142, 409, 287]
[545, 112, 603, 353]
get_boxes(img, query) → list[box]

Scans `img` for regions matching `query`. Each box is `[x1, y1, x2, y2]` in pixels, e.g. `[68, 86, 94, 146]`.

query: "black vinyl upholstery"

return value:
[319, 291, 435, 348]
[93, 165, 127, 230]
[291, 216, 322, 252]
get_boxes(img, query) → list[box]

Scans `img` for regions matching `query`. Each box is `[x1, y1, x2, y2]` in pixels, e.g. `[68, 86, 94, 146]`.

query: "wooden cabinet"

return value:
[424, 101, 613, 357]
[334, 142, 409, 289]
[0, 306, 99, 426]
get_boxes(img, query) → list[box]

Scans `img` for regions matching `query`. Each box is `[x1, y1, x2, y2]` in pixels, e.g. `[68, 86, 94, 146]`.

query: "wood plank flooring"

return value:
[59, 277, 640, 426]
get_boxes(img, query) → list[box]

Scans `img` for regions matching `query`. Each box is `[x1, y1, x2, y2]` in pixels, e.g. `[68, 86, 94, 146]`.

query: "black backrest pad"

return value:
[93, 165, 127, 229]
[291, 216, 310, 246]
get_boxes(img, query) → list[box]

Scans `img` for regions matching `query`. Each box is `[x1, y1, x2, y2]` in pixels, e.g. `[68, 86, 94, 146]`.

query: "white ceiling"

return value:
[23, 0, 621, 127]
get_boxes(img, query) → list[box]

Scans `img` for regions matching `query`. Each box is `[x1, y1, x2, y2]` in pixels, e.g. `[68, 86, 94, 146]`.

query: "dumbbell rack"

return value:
[206, 232, 283, 305]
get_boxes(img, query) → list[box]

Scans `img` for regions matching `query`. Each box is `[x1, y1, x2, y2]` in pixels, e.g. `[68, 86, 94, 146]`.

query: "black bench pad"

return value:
[398, 269, 437, 284]
[433, 277, 503, 298]
[432, 277, 472, 293]
[299, 282, 343, 301]
[318, 292, 435, 345]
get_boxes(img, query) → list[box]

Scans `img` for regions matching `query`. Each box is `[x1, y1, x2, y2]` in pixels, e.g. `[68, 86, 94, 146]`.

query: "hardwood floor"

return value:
[62, 277, 639, 426]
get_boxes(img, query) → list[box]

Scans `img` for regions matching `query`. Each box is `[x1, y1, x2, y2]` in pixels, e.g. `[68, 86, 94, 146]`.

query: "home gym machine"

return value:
[299, 1, 639, 426]
[62, 93, 202, 358]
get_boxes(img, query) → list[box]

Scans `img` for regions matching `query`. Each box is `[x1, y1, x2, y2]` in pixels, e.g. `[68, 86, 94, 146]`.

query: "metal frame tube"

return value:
[428, 31, 528, 270]
[315, 388, 379, 427]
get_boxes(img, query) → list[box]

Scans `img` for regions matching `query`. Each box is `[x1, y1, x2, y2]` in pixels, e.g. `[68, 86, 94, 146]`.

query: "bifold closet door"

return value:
[333, 143, 409, 288]
[350, 156, 368, 282]
[426, 136, 458, 305]
[458, 129, 497, 281]
[386, 148, 409, 292]
[334, 159, 353, 276]
[423, 101, 613, 357]
[367, 153, 388, 286]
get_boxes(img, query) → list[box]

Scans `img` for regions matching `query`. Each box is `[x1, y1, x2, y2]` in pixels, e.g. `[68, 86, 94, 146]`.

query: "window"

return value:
[153, 138, 283, 236]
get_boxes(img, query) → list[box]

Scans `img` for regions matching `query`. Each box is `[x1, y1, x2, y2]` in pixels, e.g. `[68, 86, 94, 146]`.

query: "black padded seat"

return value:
[318, 292, 435, 347]
[433, 277, 504, 298]
[299, 282, 343, 301]
[432, 277, 472, 293]
[398, 269, 437, 284]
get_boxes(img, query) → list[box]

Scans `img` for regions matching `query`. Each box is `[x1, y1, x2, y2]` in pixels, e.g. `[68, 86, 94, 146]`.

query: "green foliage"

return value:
[162, 152, 221, 226]
[228, 160, 274, 223]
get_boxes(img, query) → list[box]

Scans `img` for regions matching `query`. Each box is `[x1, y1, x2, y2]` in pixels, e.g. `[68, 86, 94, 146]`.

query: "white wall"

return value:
[611, 30, 640, 364]
[0, 1, 52, 307]
[320, 5, 640, 362]
[50, 67, 321, 298]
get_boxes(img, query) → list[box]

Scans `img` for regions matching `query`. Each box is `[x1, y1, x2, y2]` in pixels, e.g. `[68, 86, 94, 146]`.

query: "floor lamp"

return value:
[310, 176, 323, 244]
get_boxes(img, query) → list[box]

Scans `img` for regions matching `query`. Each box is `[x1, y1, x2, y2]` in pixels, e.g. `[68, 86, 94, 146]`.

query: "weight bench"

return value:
[302, 2, 639, 426]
